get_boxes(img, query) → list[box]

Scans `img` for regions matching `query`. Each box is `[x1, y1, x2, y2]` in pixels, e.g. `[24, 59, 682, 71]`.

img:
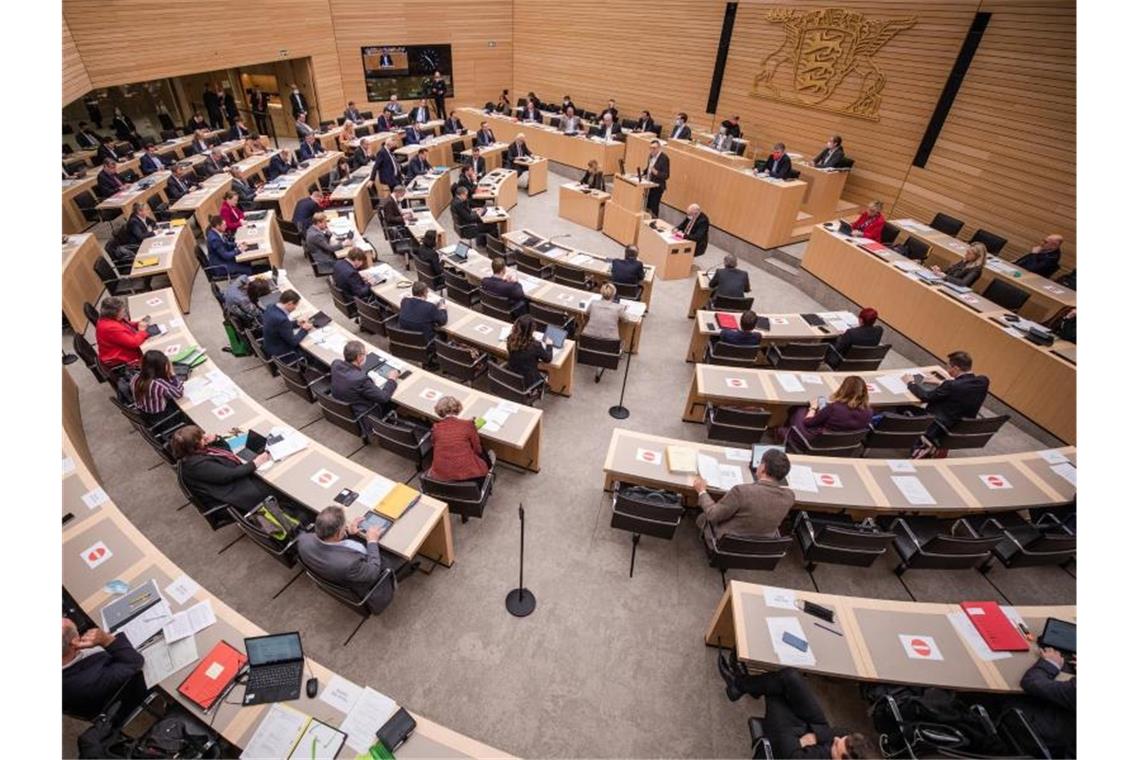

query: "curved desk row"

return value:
[62, 370, 507, 758]
[686, 309, 857, 363]
[602, 428, 1076, 517]
[457, 108, 624, 174]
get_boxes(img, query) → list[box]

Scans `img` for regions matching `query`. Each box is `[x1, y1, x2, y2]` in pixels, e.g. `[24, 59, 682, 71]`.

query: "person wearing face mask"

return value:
[756, 142, 792, 179]
[669, 112, 691, 140]
[289, 84, 308, 118]
[710, 121, 734, 152]
[813, 135, 846, 168]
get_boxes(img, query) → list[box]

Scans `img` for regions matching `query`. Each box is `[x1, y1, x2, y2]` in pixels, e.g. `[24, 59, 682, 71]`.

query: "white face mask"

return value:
[675, 119, 683, 127]
[719, 127, 726, 134]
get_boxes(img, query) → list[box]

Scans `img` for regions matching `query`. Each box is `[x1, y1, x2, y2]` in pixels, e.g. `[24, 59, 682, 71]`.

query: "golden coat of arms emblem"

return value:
[751, 8, 916, 121]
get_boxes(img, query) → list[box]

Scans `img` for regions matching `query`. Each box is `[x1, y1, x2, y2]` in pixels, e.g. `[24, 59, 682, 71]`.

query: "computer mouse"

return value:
[306, 677, 319, 698]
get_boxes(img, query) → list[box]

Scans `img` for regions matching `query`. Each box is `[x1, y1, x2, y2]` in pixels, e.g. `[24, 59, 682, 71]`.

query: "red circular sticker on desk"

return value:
[817, 473, 838, 487]
[910, 638, 930, 657]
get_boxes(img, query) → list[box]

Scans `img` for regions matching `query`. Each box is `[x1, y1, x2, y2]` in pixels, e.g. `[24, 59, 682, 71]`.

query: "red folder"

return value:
[857, 240, 888, 253]
[177, 640, 247, 710]
[715, 313, 739, 330]
[960, 601, 1029, 652]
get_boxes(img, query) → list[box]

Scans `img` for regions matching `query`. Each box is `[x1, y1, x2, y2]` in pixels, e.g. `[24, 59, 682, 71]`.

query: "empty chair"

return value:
[488, 361, 545, 406]
[316, 386, 375, 441]
[296, 545, 397, 646]
[443, 268, 481, 307]
[435, 340, 488, 385]
[82, 301, 100, 328]
[862, 412, 933, 454]
[367, 412, 433, 470]
[974, 513, 1076, 571]
[982, 280, 1030, 312]
[611, 280, 643, 301]
[705, 405, 770, 445]
[577, 335, 622, 381]
[933, 414, 1009, 451]
[888, 516, 1003, 575]
[969, 228, 1007, 255]
[930, 213, 965, 237]
[785, 427, 865, 458]
[93, 257, 146, 296]
[419, 474, 493, 523]
[73, 334, 108, 384]
[274, 357, 329, 403]
[386, 323, 437, 366]
[485, 236, 511, 262]
[355, 298, 392, 336]
[609, 483, 684, 577]
[897, 236, 930, 262]
[705, 529, 793, 588]
[480, 290, 516, 322]
[413, 257, 445, 291]
[528, 302, 575, 337]
[792, 512, 895, 571]
[553, 264, 594, 290]
[279, 218, 303, 247]
[824, 342, 890, 372]
[242, 328, 279, 376]
[709, 294, 754, 312]
[328, 281, 358, 320]
[514, 250, 554, 279]
[765, 342, 827, 370]
[704, 340, 760, 368]
[835, 157, 855, 170]
[880, 222, 901, 246]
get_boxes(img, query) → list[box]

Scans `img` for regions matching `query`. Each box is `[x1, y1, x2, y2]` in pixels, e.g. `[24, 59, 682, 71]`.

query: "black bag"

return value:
[617, 484, 682, 508]
[77, 712, 221, 759]
[865, 684, 1008, 757]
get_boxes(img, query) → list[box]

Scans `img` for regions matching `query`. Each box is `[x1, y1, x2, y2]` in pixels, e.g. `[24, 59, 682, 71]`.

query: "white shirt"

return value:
[336, 539, 366, 554]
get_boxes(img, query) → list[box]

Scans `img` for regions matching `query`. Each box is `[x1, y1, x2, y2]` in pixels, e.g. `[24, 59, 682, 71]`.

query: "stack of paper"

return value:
[877, 375, 908, 395]
[786, 464, 818, 493]
[666, 445, 697, 474]
[358, 476, 397, 509]
[775, 373, 805, 393]
[623, 301, 648, 319]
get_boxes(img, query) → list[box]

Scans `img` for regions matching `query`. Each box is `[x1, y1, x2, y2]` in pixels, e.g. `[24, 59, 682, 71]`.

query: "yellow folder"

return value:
[133, 256, 160, 268]
[376, 483, 420, 520]
[666, 445, 698, 474]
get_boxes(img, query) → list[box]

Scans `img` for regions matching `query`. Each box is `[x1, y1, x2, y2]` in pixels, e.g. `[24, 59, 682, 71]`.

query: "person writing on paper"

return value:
[1012, 646, 1076, 757]
[331, 340, 398, 425]
[506, 314, 553, 390]
[1014, 234, 1064, 278]
[785, 376, 873, 445]
[260, 289, 312, 362]
[580, 159, 606, 191]
[413, 229, 444, 278]
[903, 350, 989, 454]
[812, 135, 845, 168]
[130, 350, 186, 428]
[582, 283, 624, 382]
[931, 242, 987, 287]
[62, 618, 145, 721]
[709, 254, 751, 298]
[297, 506, 402, 614]
[206, 214, 254, 277]
[719, 310, 762, 347]
[333, 248, 379, 302]
[398, 281, 448, 338]
[826, 307, 882, 368]
[305, 212, 353, 270]
[95, 297, 149, 370]
[680, 204, 710, 257]
[427, 396, 496, 486]
[610, 245, 646, 286]
[692, 447, 794, 549]
[848, 200, 885, 241]
[171, 425, 272, 516]
[757, 142, 792, 179]
[482, 256, 527, 318]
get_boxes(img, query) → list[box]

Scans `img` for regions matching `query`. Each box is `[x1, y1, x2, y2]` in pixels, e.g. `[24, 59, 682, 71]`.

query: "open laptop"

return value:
[241, 632, 304, 706]
[543, 324, 568, 349]
[449, 240, 471, 262]
[232, 429, 267, 462]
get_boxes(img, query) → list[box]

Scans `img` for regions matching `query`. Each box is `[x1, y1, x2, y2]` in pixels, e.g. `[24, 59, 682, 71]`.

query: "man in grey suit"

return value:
[330, 340, 399, 423]
[297, 506, 400, 614]
[692, 448, 795, 550]
[304, 212, 351, 269]
[709, 254, 751, 298]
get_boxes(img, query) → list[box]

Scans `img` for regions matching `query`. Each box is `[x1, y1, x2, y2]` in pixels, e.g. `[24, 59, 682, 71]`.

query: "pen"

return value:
[814, 622, 844, 637]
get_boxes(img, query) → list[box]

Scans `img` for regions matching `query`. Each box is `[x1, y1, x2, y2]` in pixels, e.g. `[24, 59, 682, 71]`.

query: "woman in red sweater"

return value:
[427, 396, 495, 485]
[850, 200, 885, 242]
[94, 296, 150, 370]
[219, 190, 245, 233]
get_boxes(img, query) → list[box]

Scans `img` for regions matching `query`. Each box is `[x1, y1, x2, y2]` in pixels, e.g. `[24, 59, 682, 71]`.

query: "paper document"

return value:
[696, 453, 722, 486]
[801, 373, 824, 385]
[666, 445, 697, 474]
[1038, 449, 1070, 465]
[724, 448, 751, 462]
[718, 464, 745, 490]
[340, 687, 399, 753]
[319, 674, 362, 714]
[120, 601, 174, 648]
[888, 460, 916, 473]
[82, 488, 109, 510]
[878, 375, 908, 395]
[623, 300, 648, 319]
[142, 635, 199, 687]
[241, 704, 309, 760]
[165, 575, 200, 606]
[775, 373, 805, 393]
[764, 587, 797, 610]
[768, 616, 816, 666]
[787, 465, 818, 493]
[288, 720, 346, 760]
[498, 326, 511, 341]
[484, 407, 511, 427]
[1050, 462, 1077, 486]
[358, 476, 397, 510]
[891, 475, 936, 506]
[162, 600, 216, 643]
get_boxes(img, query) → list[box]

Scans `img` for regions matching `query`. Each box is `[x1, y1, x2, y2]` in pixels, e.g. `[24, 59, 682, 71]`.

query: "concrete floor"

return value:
[63, 156, 1074, 758]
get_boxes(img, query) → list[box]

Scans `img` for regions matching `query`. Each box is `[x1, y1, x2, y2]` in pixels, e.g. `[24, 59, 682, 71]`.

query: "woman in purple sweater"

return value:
[786, 376, 873, 443]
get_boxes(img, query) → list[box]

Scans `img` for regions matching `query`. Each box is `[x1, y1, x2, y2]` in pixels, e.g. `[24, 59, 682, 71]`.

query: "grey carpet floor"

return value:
[62, 159, 1074, 758]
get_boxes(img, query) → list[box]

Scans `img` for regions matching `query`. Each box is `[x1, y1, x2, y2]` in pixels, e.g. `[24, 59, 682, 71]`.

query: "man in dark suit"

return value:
[430, 72, 449, 118]
[405, 147, 432, 179]
[813, 135, 846, 168]
[1014, 234, 1064, 278]
[206, 214, 254, 277]
[185, 112, 209, 135]
[669, 112, 691, 140]
[229, 117, 251, 142]
[344, 101, 364, 124]
[610, 245, 646, 285]
[643, 140, 670, 217]
[62, 618, 145, 721]
[758, 142, 792, 179]
[443, 111, 465, 134]
[126, 202, 158, 245]
[202, 148, 231, 176]
[96, 136, 124, 164]
[370, 139, 402, 189]
[228, 167, 260, 206]
[826, 307, 883, 367]
[410, 98, 432, 125]
[222, 86, 238, 125]
[293, 185, 323, 232]
[380, 185, 414, 228]
[601, 99, 619, 123]
[404, 123, 426, 145]
[398, 281, 448, 338]
[249, 88, 269, 134]
[188, 130, 211, 156]
[520, 100, 541, 122]
[289, 84, 308, 118]
[375, 112, 397, 133]
[717, 664, 873, 760]
[475, 122, 497, 147]
[507, 134, 533, 166]
[724, 115, 743, 139]
[468, 146, 487, 178]
[904, 350, 989, 444]
[481, 256, 527, 317]
[139, 143, 170, 175]
[634, 111, 656, 133]
[1013, 647, 1076, 757]
[680, 203, 710, 257]
[709, 255, 751, 297]
[75, 122, 102, 149]
[333, 249, 379, 301]
[164, 166, 197, 202]
[262, 289, 311, 360]
[331, 340, 398, 421]
[297, 506, 401, 614]
[298, 133, 324, 161]
[305, 212, 351, 267]
[451, 186, 498, 238]
[203, 84, 223, 128]
[96, 159, 127, 198]
[592, 112, 623, 142]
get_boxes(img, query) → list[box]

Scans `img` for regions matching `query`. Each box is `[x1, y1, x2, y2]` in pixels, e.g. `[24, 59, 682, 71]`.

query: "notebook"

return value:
[177, 640, 247, 711]
[959, 601, 1029, 652]
[715, 313, 739, 330]
[376, 483, 421, 520]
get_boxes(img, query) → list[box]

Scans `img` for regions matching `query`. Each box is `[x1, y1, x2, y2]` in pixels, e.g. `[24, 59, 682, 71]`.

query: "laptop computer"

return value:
[232, 429, 267, 462]
[836, 220, 853, 235]
[543, 324, 568, 349]
[242, 632, 304, 706]
[450, 241, 471, 261]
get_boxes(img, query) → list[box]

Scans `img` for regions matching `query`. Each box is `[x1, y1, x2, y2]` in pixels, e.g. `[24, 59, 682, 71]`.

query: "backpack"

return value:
[247, 495, 301, 542]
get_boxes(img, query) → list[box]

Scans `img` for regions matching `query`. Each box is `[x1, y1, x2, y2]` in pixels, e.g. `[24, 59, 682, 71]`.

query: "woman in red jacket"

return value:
[427, 396, 495, 485]
[95, 296, 150, 370]
[850, 200, 886, 242]
[219, 190, 245, 233]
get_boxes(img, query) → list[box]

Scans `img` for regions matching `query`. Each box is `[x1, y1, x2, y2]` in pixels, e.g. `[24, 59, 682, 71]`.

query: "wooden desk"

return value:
[603, 427, 1076, 517]
[511, 155, 548, 195]
[801, 226, 1076, 443]
[398, 134, 466, 169]
[327, 165, 374, 232]
[602, 203, 644, 247]
[891, 218, 1076, 323]
[638, 218, 695, 280]
[681, 364, 942, 425]
[793, 160, 850, 217]
[687, 309, 855, 363]
[314, 127, 343, 152]
[95, 171, 171, 221]
[462, 141, 509, 171]
[169, 173, 231, 232]
[129, 225, 198, 313]
[62, 234, 105, 332]
[474, 169, 519, 211]
[705, 581, 1075, 694]
[345, 129, 403, 157]
[406, 168, 452, 218]
[63, 175, 97, 234]
[502, 228, 657, 306]
[254, 153, 340, 222]
[370, 264, 577, 397]
[610, 174, 656, 213]
[234, 210, 287, 268]
[625, 133, 807, 249]
[558, 183, 610, 229]
[670, 137, 753, 169]
[457, 108, 624, 173]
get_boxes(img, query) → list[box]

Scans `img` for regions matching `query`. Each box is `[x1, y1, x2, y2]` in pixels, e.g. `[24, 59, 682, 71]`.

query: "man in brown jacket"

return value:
[693, 448, 795, 549]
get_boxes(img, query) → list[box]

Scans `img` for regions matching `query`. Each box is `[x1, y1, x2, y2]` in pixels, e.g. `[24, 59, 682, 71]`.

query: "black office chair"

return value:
[93, 257, 147, 296]
[73, 334, 108, 384]
[765, 342, 827, 370]
[897, 236, 930, 262]
[488, 361, 545, 406]
[413, 259, 445, 291]
[930, 213, 965, 237]
[704, 341, 760, 368]
[553, 264, 594, 290]
[709, 294, 754, 312]
[242, 328, 279, 376]
[785, 427, 865, 458]
[316, 387, 375, 441]
[612, 280, 643, 301]
[174, 461, 235, 530]
[969, 229, 1007, 255]
[480, 290, 516, 322]
[824, 343, 890, 371]
[296, 547, 398, 646]
[367, 411, 433, 471]
[528, 302, 576, 337]
[705, 405, 770, 444]
[420, 472, 494, 523]
[273, 357, 329, 403]
[974, 513, 1076, 571]
[862, 413, 933, 454]
[355, 298, 393, 336]
[443, 269, 481, 307]
[435, 340, 489, 385]
[932, 414, 1009, 451]
[705, 528, 793, 588]
[887, 516, 1002, 575]
[879, 222, 901, 246]
[748, 718, 776, 760]
[792, 512, 895, 571]
[577, 335, 622, 382]
[514, 250, 554, 279]
[386, 323, 437, 367]
[195, 243, 231, 283]
[982, 281, 1030, 312]
[609, 483, 684, 577]
[328, 281, 358, 321]
[279, 218, 303, 247]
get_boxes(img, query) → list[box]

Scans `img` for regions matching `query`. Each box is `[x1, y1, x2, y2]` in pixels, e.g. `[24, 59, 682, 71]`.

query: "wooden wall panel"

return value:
[892, 0, 1076, 270]
[63, 15, 92, 105]
[328, 0, 513, 112]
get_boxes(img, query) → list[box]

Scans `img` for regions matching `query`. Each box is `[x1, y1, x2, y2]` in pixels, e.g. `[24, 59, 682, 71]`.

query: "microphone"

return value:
[550, 233, 572, 241]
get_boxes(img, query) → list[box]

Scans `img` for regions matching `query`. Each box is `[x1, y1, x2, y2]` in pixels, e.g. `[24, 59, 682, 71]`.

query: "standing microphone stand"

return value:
[608, 347, 634, 420]
[505, 503, 536, 617]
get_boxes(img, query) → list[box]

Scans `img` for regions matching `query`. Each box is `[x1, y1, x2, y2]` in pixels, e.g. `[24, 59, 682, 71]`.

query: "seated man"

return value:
[305, 211, 351, 269]
[139, 143, 171, 175]
[404, 122, 427, 145]
[188, 129, 211, 156]
[481, 255, 527, 318]
[1014, 646, 1076, 758]
[634, 110, 656, 133]
[333, 248, 378, 301]
[757, 142, 792, 179]
[228, 166, 261, 207]
[205, 214, 254, 277]
[520, 100, 541, 122]
[298, 133, 324, 161]
[126, 202, 158, 245]
[592, 112, 623, 142]
[410, 98, 432, 124]
[903, 350, 989, 447]
[202, 148, 231, 176]
[827, 307, 883, 367]
[717, 665, 873, 760]
[96, 135, 124, 164]
[229, 117, 252, 141]
[75, 121, 102, 149]
[443, 111, 465, 134]
[560, 107, 583, 135]
[451, 185, 499, 238]
[383, 94, 404, 118]
[331, 340, 399, 422]
[610, 245, 646, 285]
[680, 203, 710, 257]
[454, 164, 480, 203]
[62, 618, 145, 721]
[1014, 234, 1064, 278]
[343, 101, 364, 124]
[468, 146, 487, 178]
[295, 112, 315, 139]
[724, 115, 743, 139]
[720, 310, 761, 347]
[813, 135, 845, 168]
[296, 505, 401, 614]
[406, 147, 432, 178]
[398, 281, 448, 338]
[261, 289, 312, 361]
[669, 112, 692, 140]
[379, 184, 414, 229]
[475, 121, 496, 147]
[292, 185, 323, 233]
[709, 254, 751, 298]
[692, 447, 794, 549]
[507, 133, 533, 166]
[164, 164, 197, 203]
[96, 158, 127, 197]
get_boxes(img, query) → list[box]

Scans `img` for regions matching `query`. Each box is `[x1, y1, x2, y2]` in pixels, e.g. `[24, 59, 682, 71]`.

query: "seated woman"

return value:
[849, 200, 885, 242]
[785, 376, 874, 445]
[826, 306, 883, 368]
[579, 159, 606, 191]
[170, 424, 273, 520]
[219, 190, 245, 233]
[931, 242, 987, 288]
[130, 350, 186, 428]
[426, 396, 496, 486]
[719, 310, 762, 347]
[95, 297, 150, 372]
[506, 314, 553, 390]
[330, 156, 353, 185]
[413, 229, 443, 277]
[338, 119, 357, 148]
[581, 283, 624, 381]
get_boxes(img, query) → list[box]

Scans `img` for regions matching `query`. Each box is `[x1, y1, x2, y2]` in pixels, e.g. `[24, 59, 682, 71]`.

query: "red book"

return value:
[959, 601, 1029, 652]
[715, 313, 739, 330]
[177, 640, 247, 710]
[857, 240, 888, 253]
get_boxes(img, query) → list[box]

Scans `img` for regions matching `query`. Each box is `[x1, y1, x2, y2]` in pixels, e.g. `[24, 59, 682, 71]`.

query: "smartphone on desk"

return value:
[782, 631, 809, 652]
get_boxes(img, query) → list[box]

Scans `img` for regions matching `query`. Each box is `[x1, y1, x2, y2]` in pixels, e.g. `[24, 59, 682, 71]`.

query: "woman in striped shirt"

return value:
[131, 350, 185, 426]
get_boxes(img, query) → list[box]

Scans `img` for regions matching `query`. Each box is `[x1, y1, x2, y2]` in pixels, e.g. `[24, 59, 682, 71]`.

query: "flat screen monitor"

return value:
[361, 45, 454, 101]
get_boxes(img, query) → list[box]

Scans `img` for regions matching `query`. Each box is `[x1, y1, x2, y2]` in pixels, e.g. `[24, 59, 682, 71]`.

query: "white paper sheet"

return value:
[724, 448, 751, 462]
[241, 704, 309, 760]
[287, 720, 345, 760]
[142, 635, 199, 687]
[340, 687, 399, 753]
[718, 464, 745, 489]
[878, 375, 908, 395]
[767, 616, 816, 666]
[888, 460, 916, 473]
[162, 601, 216, 643]
[891, 475, 936, 506]
[763, 587, 797, 610]
[697, 453, 722, 487]
[775, 373, 805, 393]
[1038, 449, 1070, 465]
[800, 373, 824, 385]
[120, 601, 174, 648]
[358, 477, 397, 510]
[1050, 462, 1077, 486]
[787, 465, 818, 493]
[82, 488, 109, 510]
[319, 674, 363, 714]
[165, 575, 200, 606]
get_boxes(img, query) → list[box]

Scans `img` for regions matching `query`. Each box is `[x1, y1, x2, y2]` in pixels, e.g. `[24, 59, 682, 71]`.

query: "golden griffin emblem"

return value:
[751, 8, 916, 121]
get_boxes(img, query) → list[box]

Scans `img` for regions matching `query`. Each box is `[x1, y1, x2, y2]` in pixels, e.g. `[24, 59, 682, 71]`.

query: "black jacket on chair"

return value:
[907, 372, 989, 427]
[180, 451, 272, 512]
[62, 634, 144, 720]
[330, 359, 396, 419]
[709, 268, 751, 297]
